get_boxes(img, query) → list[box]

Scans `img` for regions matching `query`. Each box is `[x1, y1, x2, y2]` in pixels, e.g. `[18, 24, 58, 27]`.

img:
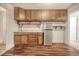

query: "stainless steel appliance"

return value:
[43, 22, 53, 45]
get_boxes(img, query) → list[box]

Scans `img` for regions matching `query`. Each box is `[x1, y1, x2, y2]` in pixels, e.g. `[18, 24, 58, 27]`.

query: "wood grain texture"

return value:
[25, 10, 31, 20]
[14, 7, 25, 20]
[14, 32, 44, 46]
[14, 7, 67, 22]
[2, 43, 79, 56]
[31, 10, 42, 20]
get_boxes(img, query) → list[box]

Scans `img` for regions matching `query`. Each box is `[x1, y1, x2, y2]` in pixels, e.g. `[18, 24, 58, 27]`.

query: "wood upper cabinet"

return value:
[14, 7, 25, 21]
[25, 10, 31, 20]
[48, 10, 56, 20]
[61, 10, 67, 21]
[31, 10, 42, 20]
[14, 7, 67, 22]
[41, 10, 49, 20]
[56, 10, 67, 21]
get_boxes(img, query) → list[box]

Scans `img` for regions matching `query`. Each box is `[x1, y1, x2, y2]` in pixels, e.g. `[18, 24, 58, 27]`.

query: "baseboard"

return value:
[65, 42, 79, 51]
[0, 46, 14, 56]
[0, 50, 7, 56]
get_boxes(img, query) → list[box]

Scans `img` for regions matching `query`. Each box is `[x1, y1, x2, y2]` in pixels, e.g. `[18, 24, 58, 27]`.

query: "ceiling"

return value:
[70, 10, 79, 16]
[12, 3, 74, 9]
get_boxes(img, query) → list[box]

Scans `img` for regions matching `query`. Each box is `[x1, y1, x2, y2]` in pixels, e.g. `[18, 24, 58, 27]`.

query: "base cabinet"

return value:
[14, 35, 21, 45]
[14, 32, 44, 46]
[38, 36, 43, 45]
[21, 35, 28, 44]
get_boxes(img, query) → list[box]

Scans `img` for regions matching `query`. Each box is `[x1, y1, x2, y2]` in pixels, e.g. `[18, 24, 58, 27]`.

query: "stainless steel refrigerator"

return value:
[43, 22, 53, 45]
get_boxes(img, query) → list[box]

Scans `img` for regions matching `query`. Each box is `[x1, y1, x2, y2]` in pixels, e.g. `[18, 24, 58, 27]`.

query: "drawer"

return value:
[28, 41, 37, 43]
[28, 42, 37, 45]
[29, 34, 37, 36]
[28, 39, 37, 42]
[38, 36, 43, 44]
[14, 39, 21, 42]
[14, 36, 21, 42]
[21, 36, 28, 44]
[14, 41, 21, 45]
[29, 36, 37, 38]
[29, 37, 37, 38]
[37, 32, 43, 36]
[29, 32, 37, 34]
[14, 32, 23, 35]
[29, 33, 37, 36]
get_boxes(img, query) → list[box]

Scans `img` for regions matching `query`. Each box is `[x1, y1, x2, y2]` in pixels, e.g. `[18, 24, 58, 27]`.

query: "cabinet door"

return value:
[25, 10, 31, 20]
[41, 10, 49, 21]
[56, 10, 60, 21]
[14, 35, 21, 45]
[61, 10, 67, 21]
[56, 10, 67, 21]
[38, 36, 43, 45]
[56, 10, 64, 20]
[28, 33, 38, 45]
[31, 10, 42, 21]
[19, 8, 25, 20]
[14, 7, 19, 20]
[48, 10, 56, 20]
[21, 35, 28, 44]
[28, 37, 38, 45]
[37, 32, 43, 45]
[14, 7, 25, 21]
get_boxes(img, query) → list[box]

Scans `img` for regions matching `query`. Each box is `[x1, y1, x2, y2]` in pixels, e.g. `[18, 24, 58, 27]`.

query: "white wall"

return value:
[0, 9, 3, 43]
[65, 4, 79, 50]
[0, 6, 7, 44]
[0, 4, 18, 50]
